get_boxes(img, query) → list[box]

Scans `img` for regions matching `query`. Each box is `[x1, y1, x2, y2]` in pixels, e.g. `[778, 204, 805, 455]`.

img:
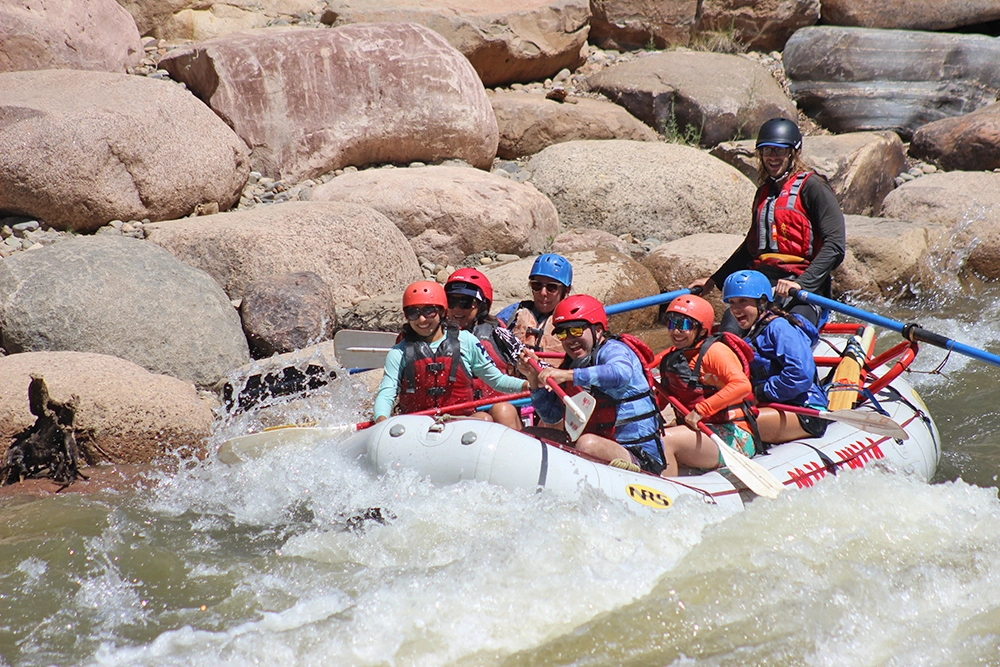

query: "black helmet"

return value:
[755, 118, 802, 151]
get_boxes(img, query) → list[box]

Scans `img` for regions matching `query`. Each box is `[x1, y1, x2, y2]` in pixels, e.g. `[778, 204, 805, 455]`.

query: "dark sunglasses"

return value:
[447, 295, 476, 309]
[404, 305, 441, 321]
[529, 280, 563, 294]
[553, 325, 586, 341]
[665, 315, 698, 331]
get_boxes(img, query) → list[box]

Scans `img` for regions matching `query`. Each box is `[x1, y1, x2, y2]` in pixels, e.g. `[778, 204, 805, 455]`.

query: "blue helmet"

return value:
[529, 253, 572, 287]
[722, 270, 773, 303]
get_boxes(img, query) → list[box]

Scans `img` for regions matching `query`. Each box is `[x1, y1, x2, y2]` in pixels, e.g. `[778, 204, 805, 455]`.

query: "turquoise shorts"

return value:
[707, 423, 755, 468]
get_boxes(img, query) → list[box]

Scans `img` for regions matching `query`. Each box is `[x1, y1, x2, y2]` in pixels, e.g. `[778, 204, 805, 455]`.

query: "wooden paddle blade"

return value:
[334, 330, 400, 369]
[563, 391, 597, 442]
[824, 409, 909, 440]
[216, 423, 368, 463]
[710, 432, 784, 499]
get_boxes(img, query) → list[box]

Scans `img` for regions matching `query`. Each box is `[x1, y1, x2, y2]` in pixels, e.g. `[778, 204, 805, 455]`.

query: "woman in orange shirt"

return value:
[655, 295, 757, 477]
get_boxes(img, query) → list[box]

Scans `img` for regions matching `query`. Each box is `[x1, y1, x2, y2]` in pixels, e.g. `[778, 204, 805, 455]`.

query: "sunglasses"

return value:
[553, 325, 586, 341]
[404, 305, 441, 321]
[529, 280, 563, 294]
[665, 315, 698, 331]
[447, 295, 475, 310]
[760, 146, 792, 157]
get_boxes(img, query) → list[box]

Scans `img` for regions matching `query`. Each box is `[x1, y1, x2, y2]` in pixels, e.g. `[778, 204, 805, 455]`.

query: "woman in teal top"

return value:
[373, 281, 527, 425]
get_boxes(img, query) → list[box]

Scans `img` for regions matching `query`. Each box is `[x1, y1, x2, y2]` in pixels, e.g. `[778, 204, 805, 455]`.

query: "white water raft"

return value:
[221, 328, 941, 513]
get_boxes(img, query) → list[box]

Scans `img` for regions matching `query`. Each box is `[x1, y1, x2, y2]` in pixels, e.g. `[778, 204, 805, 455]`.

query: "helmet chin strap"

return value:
[767, 151, 797, 184]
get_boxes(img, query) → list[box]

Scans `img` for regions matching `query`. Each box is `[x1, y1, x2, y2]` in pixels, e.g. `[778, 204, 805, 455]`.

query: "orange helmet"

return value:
[553, 294, 607, 330]
[665, 295, 714, 333]
[445, 268, 493, 308]
[402, 281, 447, 310]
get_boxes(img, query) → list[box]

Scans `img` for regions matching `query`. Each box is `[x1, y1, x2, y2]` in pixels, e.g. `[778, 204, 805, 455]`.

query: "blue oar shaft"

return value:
[792, 289, 1000, 369]
[605, 288, 691, 316]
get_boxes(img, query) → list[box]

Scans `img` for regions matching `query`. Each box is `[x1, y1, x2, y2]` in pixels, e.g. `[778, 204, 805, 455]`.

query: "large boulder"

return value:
[239, 272, 336, 359]
[0, 236, 249, 387]
[909, 102, 1000, 172]
[589, 0, 697, 50]
[710, 131, 906, 215]
[586, 51, 797, 147]
[483, 249, 661, 332]
[881, 171, 1000, 280]
[144, 201, 422, 306]
[0, 69, 250, 232]
[311, 166, 559, 265]
[821, 0, 1000, 30]
[527, 140, 755, 242]
[696, 0, 819, 53]
[0, 0, 143, 73]
[640, 233, 743, 316]
[0, 352, 215, 465]
[160, 23, 498, 182]
[489, 90, 658, 158]
[832, 215, 945, 298]
[785, 27, 1000, 139]
[321, 0, 590, 87]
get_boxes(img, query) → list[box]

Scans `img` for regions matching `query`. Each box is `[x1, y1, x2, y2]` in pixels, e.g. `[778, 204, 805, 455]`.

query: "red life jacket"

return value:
[656, 333, 756, 425]
[397, 325, 476, 414]
[469, 321, 506, 400]
[748, 171, 818, 277]
[561, 333, 662, 444]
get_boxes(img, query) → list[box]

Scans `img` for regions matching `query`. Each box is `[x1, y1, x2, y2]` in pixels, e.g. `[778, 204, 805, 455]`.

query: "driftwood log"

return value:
[1, 375, 86, 488]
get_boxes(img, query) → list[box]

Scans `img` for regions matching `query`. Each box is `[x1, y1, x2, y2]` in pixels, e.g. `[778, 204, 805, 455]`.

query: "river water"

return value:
[3, 286, 1000, 667]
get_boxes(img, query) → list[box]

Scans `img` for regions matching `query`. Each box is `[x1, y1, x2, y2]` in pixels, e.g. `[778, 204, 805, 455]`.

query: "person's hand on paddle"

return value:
[688, 277, 715, 295]
[774, 278, 801, 298]
[684, 407, 703, 430]
[537, 367, 573, 391]
[517, 349, 542, 387]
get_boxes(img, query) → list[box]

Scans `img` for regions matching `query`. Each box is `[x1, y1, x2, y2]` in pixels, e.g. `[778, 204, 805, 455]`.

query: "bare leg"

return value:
[755, 407, 809, 444]
[575, 433, 632, 462]
[659, 425, 719, 477]
[461, 411, 492, 422]
[488, 402, 522, 430]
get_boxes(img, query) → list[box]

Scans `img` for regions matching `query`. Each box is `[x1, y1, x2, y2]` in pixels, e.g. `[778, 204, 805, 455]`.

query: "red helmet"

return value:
[402, 281, 447, 310]
[553, 294, 608, 330]
[665, 295, 714, 333]
[445, 268, 493, 308]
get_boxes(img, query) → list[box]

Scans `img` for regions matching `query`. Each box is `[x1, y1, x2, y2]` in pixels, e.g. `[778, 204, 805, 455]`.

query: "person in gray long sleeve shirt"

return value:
[689, 118, 845, 334]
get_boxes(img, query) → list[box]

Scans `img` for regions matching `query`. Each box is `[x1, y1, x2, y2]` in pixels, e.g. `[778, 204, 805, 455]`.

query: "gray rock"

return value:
[785, 27, 1000, 139]
[587, 51, 797, 147]
[0, 236, 249, 387]
[528, 140, 755, 241]
[239, 272, 336, 358]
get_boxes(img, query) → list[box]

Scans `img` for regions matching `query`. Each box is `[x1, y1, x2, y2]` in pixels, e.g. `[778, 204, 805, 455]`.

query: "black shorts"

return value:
[797, 413, 828, 438]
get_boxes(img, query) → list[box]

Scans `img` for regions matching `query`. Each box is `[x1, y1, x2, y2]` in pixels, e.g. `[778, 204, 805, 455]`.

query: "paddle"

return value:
[217, 390, 533, 463]
[761, 402, 908, 440]
[492, 326, 595, 441]
[790, 288, 1000, 369]
[663, 394, 783, 499]
[334, 329, 401, 369]
[604, 288, 693, 316]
